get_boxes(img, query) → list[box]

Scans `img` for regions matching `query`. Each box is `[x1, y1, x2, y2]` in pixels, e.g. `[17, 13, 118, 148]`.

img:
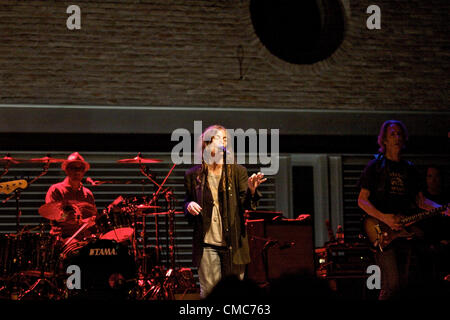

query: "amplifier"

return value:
[316, 242, 374, 277]
[246, 219, 315, 283]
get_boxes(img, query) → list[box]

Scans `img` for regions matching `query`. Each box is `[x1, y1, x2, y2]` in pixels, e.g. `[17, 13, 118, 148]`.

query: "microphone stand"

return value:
[223, 148, 233, 277]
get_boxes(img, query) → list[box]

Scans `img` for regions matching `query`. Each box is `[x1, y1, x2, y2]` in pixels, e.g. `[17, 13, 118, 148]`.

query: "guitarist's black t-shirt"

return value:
[358, 155, 422, 215]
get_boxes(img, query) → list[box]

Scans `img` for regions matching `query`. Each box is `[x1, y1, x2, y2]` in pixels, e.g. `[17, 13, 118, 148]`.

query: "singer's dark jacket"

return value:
[184, 164, 261, 267]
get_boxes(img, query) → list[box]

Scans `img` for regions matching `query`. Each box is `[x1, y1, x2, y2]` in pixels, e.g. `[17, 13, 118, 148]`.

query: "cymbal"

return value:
[138, 211, 184, 216]
[39, 201, 97, 221]
[0, 155, 27, 164]
[86, 178, 154, 186]
[117, 154, 162, 164]
[19, 270, 55, 278]
[136, 205, 162, 209]
[29, 156, 66, 163]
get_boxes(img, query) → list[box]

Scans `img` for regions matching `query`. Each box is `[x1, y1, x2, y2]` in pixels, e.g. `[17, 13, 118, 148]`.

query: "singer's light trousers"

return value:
[198, 246, 245, 298]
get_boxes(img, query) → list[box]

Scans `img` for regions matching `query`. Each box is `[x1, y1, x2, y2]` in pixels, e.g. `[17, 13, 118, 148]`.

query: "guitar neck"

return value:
[400, 204, 448, 226]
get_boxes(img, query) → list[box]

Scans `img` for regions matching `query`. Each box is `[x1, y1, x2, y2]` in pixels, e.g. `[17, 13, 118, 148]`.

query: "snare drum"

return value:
[96, 207, 134, 243]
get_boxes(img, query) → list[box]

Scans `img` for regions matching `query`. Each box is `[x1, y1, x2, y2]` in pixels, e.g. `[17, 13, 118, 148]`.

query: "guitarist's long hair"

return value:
[377, 120, 409, 153]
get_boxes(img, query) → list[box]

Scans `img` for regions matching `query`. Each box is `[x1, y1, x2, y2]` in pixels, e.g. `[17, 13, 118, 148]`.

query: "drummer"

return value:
[45, 152, 97, 241]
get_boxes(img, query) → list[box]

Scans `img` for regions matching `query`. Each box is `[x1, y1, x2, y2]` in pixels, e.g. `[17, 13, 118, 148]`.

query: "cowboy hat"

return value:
[61, 152, 90, 172]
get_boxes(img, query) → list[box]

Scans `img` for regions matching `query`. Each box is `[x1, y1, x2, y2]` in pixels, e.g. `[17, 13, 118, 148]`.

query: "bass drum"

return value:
[62, 239, 136, 299]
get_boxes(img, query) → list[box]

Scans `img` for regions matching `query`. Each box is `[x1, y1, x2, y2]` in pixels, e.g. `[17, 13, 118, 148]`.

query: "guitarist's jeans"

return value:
[375, 239, 434, 300]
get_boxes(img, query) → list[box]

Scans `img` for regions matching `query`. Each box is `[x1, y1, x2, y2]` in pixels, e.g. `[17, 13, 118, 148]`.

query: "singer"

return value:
[45, 152, 97, 241]
[184, 124, 267, 298]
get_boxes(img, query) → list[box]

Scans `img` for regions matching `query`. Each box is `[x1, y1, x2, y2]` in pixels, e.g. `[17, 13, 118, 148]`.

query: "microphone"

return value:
[217, 144, 231, 154]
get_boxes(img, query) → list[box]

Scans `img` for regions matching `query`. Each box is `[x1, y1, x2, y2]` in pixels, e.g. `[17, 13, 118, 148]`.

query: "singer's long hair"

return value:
[195, 124, 234, 190]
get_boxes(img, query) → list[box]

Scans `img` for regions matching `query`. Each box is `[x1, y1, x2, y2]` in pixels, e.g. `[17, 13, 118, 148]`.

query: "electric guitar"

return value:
[0, 179, 28, 194]
[363, 203, 449, 251]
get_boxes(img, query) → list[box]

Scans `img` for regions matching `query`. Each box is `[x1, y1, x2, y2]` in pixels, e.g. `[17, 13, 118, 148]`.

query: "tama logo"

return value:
[89, 248, 118, 256]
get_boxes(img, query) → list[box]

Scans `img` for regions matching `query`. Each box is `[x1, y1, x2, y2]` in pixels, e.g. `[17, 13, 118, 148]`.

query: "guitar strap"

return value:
[374, 153, 390, 206]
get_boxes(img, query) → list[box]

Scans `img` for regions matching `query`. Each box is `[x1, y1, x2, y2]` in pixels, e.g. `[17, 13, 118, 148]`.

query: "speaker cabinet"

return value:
[246, 219, 315, 283]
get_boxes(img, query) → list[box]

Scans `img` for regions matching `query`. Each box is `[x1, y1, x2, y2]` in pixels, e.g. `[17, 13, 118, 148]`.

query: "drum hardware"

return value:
[114, 155, 194, 300]
[0, 153, 30, 178]
[85, 177, 155, 186]
[135, 200, 190, 300]
[2, 154, 60, 232]
[0, 154, 84, 300]
[28, 155, 66, 164]
[114, 154, 164, 273]
[38, 200, 97, 222]
[64, 220, 94, 247]
[0, 228, 63, 300]
[61, 239, 136, 299]
[115, 155, 173, 287]
[0, 153, 197, 300]
[1, 178, 29, 234]
[96, 206, 134, 243]
[116, 153, 162, 164]
[116, 153, 165, 191]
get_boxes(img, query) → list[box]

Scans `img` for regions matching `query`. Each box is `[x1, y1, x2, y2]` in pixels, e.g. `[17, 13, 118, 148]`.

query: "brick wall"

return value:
[0, 0, 448, 111]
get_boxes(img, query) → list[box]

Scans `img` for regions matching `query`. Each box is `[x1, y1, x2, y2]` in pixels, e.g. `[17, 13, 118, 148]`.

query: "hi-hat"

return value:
[39, 201, 97, 221]
[29, 156, 66, 163]
[117, 154, 162, 164]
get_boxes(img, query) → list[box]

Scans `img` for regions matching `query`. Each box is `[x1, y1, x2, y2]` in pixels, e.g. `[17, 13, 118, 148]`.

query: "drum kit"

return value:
[0, 153, 196, 300]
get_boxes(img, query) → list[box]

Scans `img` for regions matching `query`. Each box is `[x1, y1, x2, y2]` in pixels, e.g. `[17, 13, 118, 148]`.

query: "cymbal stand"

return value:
[17, 275, 62, 300]
[1, 161, 51, 232]
[143, 188, 185, 300]
[139, 162, 161, 267]
[3, 160, 62, 299]
[0, 180, 25, 233]
[140, 162, 176, 206]
[166, 189, 176, 270]
[0, 159, 11, 178]
[134, 163, 180, 300]
[137, 162, 176, 268]
[139, 164, 161, 189]
[147, 163, 176, 266]
[28, 160, 50, 185]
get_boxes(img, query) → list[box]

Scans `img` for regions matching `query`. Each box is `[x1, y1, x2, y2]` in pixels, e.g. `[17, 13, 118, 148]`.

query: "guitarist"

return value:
[357, 120, 448, 300]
